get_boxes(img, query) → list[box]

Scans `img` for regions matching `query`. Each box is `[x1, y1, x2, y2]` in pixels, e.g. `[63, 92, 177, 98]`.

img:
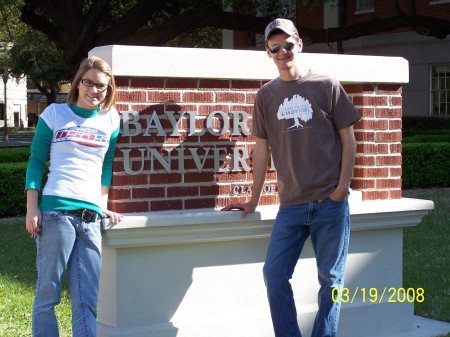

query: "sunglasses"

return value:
[267, 42, 296, 54]
[80, 79, 109, 92]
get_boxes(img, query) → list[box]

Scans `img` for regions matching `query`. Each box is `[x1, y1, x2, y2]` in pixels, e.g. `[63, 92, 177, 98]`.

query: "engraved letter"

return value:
[213, 147, 229, 172]
[122, 111, 142, 137]
[148, 147, 172, 172]
[206, 111, 229, 136]
[144, 111, 166, 136]
[231, 147, 251, 172]
[166, 111, 186, 137]
[189, 147, 212, 172]
[122, 148, 145, 175]
[186, 111, 205, 136]
[230, 111, 250, 136]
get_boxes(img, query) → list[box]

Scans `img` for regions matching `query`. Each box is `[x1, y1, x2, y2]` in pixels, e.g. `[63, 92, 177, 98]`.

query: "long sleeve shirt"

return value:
[25, 103, 120, 216]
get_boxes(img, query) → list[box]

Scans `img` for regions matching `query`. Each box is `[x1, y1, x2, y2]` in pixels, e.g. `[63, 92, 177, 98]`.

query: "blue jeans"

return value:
[263, 197, 350, 337]
[32, 211, 102, 337]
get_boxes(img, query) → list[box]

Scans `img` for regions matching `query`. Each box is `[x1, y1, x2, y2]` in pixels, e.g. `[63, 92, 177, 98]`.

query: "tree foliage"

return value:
[18, 0, 450, 74]
[1, 0, 449, 104]
[0, 0, 69, 105]
[9, 31, 70, 104]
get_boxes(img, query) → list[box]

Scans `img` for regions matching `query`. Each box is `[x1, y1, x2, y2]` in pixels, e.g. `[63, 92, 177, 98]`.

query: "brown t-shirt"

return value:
[252, 71, 361, 205]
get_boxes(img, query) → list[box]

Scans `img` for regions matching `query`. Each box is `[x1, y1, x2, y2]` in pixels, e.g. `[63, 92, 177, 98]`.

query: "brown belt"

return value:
[65, 209, 101, 223]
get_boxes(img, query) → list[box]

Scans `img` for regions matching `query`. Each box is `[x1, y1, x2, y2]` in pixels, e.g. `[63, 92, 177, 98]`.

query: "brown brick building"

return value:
[227, 0, 450, 117]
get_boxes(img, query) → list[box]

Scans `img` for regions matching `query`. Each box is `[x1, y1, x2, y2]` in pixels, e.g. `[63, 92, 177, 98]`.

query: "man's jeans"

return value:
[263, 197, 350, 337]
[32, 211, 102, 337]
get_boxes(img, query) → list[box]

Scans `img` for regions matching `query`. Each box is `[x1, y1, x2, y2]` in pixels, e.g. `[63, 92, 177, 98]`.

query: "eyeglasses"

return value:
[80, 79, 109, 92]
[267, 42, 296, 54]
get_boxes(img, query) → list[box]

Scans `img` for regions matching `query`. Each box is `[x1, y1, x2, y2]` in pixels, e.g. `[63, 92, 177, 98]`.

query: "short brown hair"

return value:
[66, 56, 116, 111]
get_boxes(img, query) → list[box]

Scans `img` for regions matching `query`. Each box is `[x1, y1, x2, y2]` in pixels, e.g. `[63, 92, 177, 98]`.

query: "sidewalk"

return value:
[0, 133, 33, 147]
[406, 316, 450, 337]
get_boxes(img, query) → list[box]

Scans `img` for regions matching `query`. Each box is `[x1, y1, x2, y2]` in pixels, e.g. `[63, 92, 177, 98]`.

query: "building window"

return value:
[355, 0, 374, 13]
[431, 64, 450, 116]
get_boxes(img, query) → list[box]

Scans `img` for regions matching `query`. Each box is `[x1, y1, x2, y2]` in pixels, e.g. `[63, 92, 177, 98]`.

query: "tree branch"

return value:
[98, 0, 171, 43]
[63, 0, 112, 63]
[117, 5, 450, 48]
[394, 0, 450, 39]
[115, 10, 270, 46]
[21, 0, 450, 73]
[20, 1, 59, 45]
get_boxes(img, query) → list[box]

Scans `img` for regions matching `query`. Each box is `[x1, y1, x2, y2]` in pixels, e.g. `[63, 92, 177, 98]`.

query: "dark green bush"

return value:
[401, 118, 449, 188]
[403, 129, 450, 138]
[402, 143, 450, 189]
[0, 147, 47, 218]
[0, 147, 31, 163]
[403, 116, 450, 132]
[402, 134, 450, 143]
[0, 162, 28, 217]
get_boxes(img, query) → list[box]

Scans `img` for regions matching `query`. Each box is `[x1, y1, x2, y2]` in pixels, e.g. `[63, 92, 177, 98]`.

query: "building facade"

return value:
[26, 83, 69, 127]
[0, 74, 27, 129]
[225, 0, 450, 117]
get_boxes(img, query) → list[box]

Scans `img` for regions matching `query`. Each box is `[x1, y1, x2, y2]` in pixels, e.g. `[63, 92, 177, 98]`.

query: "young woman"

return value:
[25, 56, 123, 337]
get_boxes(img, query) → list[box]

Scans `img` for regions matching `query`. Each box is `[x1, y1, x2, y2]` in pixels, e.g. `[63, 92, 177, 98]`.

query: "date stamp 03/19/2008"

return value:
[332, 287, 425, 304]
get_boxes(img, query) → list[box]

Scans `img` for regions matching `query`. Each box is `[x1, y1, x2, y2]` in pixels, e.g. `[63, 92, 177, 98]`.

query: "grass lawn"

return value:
[402, 188, 450, 324]
[0, 188, 448, 336]
[0, 217, 72, 336]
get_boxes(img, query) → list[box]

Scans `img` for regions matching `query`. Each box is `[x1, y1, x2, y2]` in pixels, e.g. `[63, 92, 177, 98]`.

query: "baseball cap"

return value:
[264, 18, 299, 41]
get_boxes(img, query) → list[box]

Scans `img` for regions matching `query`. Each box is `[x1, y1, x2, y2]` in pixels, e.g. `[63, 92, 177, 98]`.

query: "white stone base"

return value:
[97, 196, 433, 337]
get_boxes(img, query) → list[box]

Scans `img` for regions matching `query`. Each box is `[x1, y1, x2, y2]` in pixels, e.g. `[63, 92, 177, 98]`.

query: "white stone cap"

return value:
[101, 198, 433, 248]
[89, 45, 409, 83]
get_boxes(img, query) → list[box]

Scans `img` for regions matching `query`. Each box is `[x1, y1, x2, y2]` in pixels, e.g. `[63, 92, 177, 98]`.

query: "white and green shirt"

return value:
[25, 103, 120, 216]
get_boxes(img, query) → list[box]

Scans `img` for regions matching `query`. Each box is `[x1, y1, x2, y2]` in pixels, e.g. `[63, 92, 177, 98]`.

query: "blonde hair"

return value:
[66, 56, 116, 111]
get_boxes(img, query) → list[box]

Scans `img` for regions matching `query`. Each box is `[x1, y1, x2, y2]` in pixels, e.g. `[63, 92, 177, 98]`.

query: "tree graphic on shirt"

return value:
[277, 95, 313, 129]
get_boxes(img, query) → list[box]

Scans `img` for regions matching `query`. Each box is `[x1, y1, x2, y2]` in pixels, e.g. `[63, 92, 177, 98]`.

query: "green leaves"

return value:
[402, 143, 450, 188]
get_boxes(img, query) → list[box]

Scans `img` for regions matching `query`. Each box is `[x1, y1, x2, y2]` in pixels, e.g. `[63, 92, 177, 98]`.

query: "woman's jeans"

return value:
[263, 197, 350, 337]
[32, 211, 102, 337]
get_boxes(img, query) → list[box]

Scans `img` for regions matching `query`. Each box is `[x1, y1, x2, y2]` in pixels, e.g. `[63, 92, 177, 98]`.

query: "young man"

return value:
[223, 18, 361, 337]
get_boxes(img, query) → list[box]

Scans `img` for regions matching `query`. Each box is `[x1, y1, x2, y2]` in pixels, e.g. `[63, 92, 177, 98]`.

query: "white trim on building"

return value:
[0, 74, 27, 128]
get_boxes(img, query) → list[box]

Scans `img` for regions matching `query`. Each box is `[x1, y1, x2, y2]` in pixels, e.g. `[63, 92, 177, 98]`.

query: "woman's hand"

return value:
[102, 209, 124, 224]
[26, 189, 41, 237]
[26, 207, 42, 237]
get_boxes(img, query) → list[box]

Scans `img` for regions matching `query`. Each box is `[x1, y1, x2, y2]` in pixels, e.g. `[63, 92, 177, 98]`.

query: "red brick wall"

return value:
[233, 31, 257, 49]
[108, 77, 403, 213]
[346, 83, 403, 201]
[297, 3, 324, 30]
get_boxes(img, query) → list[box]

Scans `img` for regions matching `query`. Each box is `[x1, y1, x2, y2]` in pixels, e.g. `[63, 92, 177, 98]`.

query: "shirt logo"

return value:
[277, 94, 313, 130]
[54, 126, 108, 147]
